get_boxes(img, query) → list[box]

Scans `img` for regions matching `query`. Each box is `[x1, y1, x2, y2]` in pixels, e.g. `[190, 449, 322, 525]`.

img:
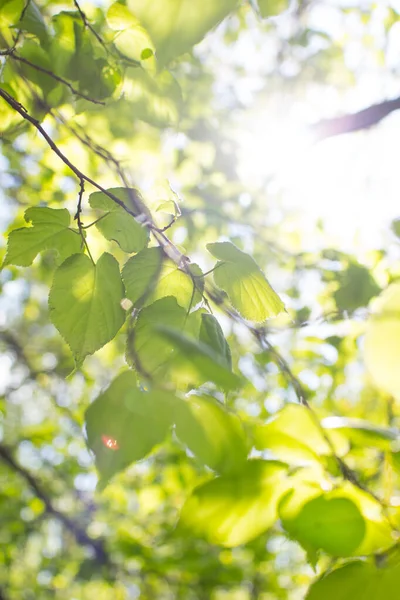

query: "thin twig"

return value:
[82, 213, 109, 229]
[74, 178, 94, 264]
[73, 0, 107, 49]
[6, 51, 105, 105]
[0, 87, 146, 219]
[254, 329, 309, 407]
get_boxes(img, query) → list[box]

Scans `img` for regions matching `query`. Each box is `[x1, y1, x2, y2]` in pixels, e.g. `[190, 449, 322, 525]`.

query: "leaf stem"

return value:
[74, 178, 95, 265]
[81, 213, 109, 229]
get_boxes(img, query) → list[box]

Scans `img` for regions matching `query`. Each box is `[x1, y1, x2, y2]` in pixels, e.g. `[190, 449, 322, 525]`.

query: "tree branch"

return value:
[2, 51, 105, 105]
[0, 86, 145, 219]
[311, 95, 400, 140]
[73, 0, 107, 50]
[0, 86, 183, 259]
[0, 443, 110, 565]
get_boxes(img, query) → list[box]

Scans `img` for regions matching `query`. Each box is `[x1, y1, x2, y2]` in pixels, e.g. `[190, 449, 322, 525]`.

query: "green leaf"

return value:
[306, 559, 400, 600]
[107, 2, 138, 30]
[20, 0, 48, 44]
[174, 394, 248, 474]
[49, 253, 125, 366]
[280, 494, 366, 557]
[122, 68, 181, 127]
[280, 481, 394, 557]
[391, 218, 400, 239]
[89, 188, 149, 253]
[338, 484, 394, 556]
[127, 296, 187, 378]
[207, 242, 284, 323]
[122, 247, 203, 310]
[108, 2, 155, 64]
[257, 0, 289, 18]
[254, 404, 349, 465]
[3, 207, 82, 267]
[50, 11, 81, 75]
[0, 0, 24, 30]
[322, 417, 398, 451]
[127, 0, 238, 67]
[18, 41, 58, 95]
[333, 262, 380, 313]
[86, 371, 176, 482]
[178, 460, 288, 546]
[122, 247, 162, 306]
[157, 326, 241, 391]
[364, 283, 400, 399]
[199, 313, 232, 370]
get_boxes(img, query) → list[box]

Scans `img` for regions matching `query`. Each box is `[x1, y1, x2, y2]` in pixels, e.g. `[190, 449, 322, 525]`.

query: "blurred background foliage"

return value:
[2, 0, 400, 598]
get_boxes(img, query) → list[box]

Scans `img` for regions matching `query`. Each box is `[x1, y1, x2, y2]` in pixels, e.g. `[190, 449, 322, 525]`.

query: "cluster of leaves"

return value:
[2, 0, 400, 599]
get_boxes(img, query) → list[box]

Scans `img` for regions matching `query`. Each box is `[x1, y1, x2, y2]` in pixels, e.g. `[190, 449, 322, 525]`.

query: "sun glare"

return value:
[235, 112, 314, 185]
[235, 106, 400, 252]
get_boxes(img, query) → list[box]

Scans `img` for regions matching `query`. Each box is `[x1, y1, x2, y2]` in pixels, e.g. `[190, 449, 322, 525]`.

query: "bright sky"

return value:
[218, 1, 400, 255]
[235, 106, 400, 253]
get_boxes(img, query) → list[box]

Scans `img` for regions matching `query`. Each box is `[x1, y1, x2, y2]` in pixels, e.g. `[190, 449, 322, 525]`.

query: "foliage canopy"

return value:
[1, 0, 400, 599]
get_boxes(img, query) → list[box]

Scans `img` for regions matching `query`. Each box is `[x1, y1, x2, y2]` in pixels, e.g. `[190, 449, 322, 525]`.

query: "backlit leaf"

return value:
[127, 296, 187, 378]
[199, 313, 232, 370]
[257, 0, 290, 18]
[322, 416, 398, 451]
[18, 41, 58, 95]
[207, 242, 284, 323]
[179, 460, 288, 546]
[280, 494, 366, 557]
[364, 283, 400, 399]
[254, 404, 349, 465]
[4, 207, 81, 267]
[122, 247, 203, 310]
[49, 252, 125, 366]
[128, 0, 238, 67]
[86, 371, 176, 482]
[157, 326, 241, 391]
[306, 559, 400, 600]
[89, 188, 149, 253]
[174, 394, 248, 474]
[280, 481, 394, 557]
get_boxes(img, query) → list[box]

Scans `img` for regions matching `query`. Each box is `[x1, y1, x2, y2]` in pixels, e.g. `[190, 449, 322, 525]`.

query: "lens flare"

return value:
[101, 435, 119, 450]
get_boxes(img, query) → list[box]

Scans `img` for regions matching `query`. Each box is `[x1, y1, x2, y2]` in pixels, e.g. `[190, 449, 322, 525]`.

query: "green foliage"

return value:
[207, 241, 285, 322]
[199, 313, 232, 370]
[306, 558, 400, 600]
[364, 283, 400, 399]
[127, 0, 239, 67]
[281, 495, 366, 557]
[174, 394, 248, 474]
[49, 252, 125, 367]
[122, 247, 203, 309]
[257, 0, 290, 18]
[4, 207, 82, 266]
[89, 188, 149, 253]
[333, 262, 380, 313]
[254, 404, 348, 465]
[86, 371, 176, 482]
[157, 326, 241, 390]
[322, 417, 398, 451]
[179, 460, 288, 546]
[1, 0, 400, 597]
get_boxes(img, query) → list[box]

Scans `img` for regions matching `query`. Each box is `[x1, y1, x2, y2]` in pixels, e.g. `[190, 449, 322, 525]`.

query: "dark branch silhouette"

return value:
[312, 95, 400, 140]
[0, 443, 110, 565]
